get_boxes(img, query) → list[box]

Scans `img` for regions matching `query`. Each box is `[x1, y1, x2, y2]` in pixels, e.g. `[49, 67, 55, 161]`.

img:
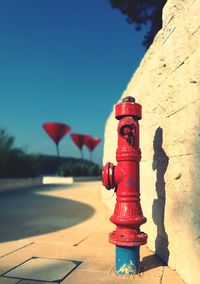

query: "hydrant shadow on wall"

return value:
[102, 96, 147, 275]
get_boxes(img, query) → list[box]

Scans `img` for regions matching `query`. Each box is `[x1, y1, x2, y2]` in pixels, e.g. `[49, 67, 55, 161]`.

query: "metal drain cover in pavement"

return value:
[3, 257, 81, 282]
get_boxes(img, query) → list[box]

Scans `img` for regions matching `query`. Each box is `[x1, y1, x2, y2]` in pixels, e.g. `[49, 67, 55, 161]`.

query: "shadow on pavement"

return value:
[140, 254, 165, 272]
[0, 185, 95, 242]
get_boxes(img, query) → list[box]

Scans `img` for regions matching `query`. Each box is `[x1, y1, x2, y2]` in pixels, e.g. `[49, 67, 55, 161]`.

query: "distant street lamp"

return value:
[84, 136, 101, 161]
[42, 122, 71, 157]
[70, 133, 87, 159]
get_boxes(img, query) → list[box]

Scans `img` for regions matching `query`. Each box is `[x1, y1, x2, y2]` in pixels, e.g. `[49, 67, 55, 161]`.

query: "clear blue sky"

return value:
[0, 0, 147, 164]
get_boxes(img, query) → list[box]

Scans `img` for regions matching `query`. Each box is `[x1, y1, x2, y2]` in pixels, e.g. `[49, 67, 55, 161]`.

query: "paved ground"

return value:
[0, 182, 185, 283]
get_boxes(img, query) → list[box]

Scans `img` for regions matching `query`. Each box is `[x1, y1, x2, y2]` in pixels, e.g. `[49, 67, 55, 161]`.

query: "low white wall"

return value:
[43, 176, 73, 185]
[0, 178, 43, 193]
[0, 177, 74, 193]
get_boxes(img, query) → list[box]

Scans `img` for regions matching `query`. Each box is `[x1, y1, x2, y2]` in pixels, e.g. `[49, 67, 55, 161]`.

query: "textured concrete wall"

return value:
[102, 1, 200, 283]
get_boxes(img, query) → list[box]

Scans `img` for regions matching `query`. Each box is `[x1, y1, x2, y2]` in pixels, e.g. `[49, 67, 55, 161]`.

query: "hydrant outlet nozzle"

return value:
[102, 162, 115, 190]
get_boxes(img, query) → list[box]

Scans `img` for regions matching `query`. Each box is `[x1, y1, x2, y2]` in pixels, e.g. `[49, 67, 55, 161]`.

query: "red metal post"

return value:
[102, 96, 147, 274]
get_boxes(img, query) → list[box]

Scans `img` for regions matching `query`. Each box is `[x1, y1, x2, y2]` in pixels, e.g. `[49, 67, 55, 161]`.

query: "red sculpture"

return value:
[43, 122, 71, 156]
[84, 136, 101, 160]
[70, 133, 87, 158]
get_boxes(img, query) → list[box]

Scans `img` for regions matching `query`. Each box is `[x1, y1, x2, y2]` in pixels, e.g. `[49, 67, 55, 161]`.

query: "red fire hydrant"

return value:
[102, 96, 147, 275]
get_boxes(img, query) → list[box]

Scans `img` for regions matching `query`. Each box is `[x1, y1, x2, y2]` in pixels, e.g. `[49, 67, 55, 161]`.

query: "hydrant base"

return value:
[116, 245, 140, 275]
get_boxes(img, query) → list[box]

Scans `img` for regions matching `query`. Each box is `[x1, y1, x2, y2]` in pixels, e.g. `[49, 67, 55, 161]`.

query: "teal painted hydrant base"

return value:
[116, 246, 140, 275]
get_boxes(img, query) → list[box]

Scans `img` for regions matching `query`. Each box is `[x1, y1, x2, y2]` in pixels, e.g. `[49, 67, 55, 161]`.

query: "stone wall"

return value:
[102, 0, 200, 283]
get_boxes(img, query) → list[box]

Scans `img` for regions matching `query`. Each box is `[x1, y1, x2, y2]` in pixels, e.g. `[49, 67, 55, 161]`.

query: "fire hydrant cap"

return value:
[115, 96, 142, 120]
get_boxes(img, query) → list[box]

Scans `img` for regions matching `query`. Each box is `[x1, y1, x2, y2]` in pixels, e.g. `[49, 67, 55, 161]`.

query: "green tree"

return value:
[109, 0, 167, 49]
[0, 128, 35, 178]
[0, 128, 15, 153]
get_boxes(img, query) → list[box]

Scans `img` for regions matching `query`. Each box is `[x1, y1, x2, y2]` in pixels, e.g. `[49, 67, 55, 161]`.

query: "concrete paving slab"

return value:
[0, 277, 19, 284]
[162, 266, 185, 284]
[61, 269, 161, 284]
[0, 241, 32, 258]
[0, 183, 96, 244]
[77, 255, 114, 273]
[0, 263, 16, 276]
[109, 266, 162, 283]
[4, 257, 80, 282]
[19, 280, 53, 284]
[30, 222, 97, 246]
[0, 243, 37, 275]
[140, 253, 164, 277]
[0, 182, 185, 284]
[0, 242, 85, 272]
